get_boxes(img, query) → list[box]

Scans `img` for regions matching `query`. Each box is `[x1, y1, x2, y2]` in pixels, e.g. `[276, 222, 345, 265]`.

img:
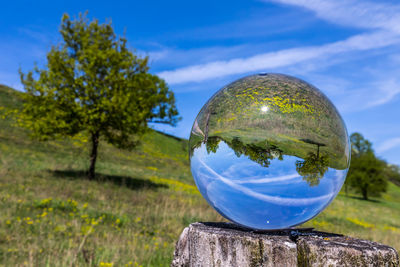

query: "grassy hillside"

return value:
[192, 74, 348, 170]
[0, 84, 399, 266]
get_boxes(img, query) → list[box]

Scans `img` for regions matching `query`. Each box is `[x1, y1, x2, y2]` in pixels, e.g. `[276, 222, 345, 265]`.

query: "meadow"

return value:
[0, 84, 399, 266]
[193, 74, 348, 170]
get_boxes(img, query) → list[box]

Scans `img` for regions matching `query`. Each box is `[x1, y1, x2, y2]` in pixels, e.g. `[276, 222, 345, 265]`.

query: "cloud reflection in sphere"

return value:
[189, 73, 350, 230]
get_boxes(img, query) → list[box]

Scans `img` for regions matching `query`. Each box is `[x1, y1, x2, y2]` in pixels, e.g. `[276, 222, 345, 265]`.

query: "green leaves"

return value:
[346, 133, 387, 200]
[296, 153, 329, 186]
[19, 12, 179, 148]
[18, 13, 180, 178]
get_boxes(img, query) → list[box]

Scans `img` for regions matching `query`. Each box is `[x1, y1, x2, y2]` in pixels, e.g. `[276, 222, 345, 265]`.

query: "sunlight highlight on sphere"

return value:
[261, 106, 269, 113]
[189, 73, 350, 230]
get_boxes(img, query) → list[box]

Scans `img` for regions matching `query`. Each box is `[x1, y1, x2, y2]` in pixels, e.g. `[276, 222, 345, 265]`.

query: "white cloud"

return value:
[158, 45, 318, 84]
[197, 157, 334, 206]
[148, 44, 253, 67]
[155, 0, 400, 112]
[330, 76, 400, 112]
[265, 0, 400, 32]
[156, 0, 400, 88]
[377, 137, 400, 153]
[18, 27, 53, 43]
[168, 8, 313, 41]
[158, 30, 400, 84]
[365, 79, 400, 108]
[235, 173, 300, 184]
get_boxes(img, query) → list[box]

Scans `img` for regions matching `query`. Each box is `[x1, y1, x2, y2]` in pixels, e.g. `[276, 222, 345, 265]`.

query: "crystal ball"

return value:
[189, 73, 350, 230]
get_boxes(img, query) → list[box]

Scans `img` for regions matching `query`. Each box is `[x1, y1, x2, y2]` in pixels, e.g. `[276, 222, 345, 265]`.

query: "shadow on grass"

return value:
[48, 169, 167, 191]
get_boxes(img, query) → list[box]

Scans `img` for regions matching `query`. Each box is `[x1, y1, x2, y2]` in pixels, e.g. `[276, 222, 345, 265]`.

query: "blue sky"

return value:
[1, 0, 400, 165]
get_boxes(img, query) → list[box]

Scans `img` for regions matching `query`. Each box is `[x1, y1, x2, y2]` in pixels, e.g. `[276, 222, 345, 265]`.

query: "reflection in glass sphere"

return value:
[189, 73, 350, 230]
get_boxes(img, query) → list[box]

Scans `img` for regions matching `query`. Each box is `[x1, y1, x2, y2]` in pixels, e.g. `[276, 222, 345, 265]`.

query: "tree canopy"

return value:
[19, 13, 179, 179]
[350, 132, 372, 155]
[346, 132, 387, 200]
[296, 152, 329, 186]
[383, 164, 400, 187]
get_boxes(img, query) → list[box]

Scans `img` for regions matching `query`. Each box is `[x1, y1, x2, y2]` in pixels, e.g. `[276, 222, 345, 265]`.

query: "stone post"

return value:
[171, 222, 399, 267]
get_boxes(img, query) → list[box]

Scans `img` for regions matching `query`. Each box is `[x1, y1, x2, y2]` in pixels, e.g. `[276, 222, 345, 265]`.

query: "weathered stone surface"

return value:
[171, 227, 190, 267]
[171, 222, 399, 267]
[297, 234, 399, 267]
[172, 222, 297, 267]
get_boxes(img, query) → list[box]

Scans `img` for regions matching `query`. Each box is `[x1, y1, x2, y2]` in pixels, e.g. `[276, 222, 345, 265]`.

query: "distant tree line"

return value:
[345, 132, 400, 200]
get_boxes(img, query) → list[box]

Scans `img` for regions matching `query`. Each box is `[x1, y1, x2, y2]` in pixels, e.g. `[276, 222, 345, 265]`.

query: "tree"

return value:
[296, 152, 329, 186]
[205, 136, 221, 154]
[346, 133, 387, 200]
[350, 132, 372, 155]
[19, 13, 179, 180]
[383, 164, 400, 187]
[229, 137, 277, 168]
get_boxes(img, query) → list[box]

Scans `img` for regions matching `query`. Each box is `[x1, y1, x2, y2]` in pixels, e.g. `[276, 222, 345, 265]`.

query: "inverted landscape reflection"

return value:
[189, 73, 350, 230]
[191, 141, 347, 229]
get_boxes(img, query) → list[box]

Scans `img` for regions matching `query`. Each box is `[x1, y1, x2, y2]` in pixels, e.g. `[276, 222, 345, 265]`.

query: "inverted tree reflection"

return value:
[194, 135, 330, 186]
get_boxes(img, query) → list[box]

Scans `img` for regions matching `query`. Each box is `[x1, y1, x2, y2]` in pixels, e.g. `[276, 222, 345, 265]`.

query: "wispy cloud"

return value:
[147, 44, 257, 69]
[331, 76, 400, 112]
[197, 157, 334, 206]
[0, 27, 54, 89]
[265, 0, 400, 32]
[156, 0, 400, 112]
[18, 27, 53, 43]
[157, 0, 400, 85]
[376, 137, 400, 153]
[365, 79, 400, 108]
[168, 8, 313, 41]
[235, 173, 300, 184]
[158, 30, 400, 84]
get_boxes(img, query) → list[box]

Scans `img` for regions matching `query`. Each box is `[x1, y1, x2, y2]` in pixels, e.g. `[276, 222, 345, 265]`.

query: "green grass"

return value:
[194, 74, 348, 169]
[303, 184, 400, 249]
[0, 84, 399, 266]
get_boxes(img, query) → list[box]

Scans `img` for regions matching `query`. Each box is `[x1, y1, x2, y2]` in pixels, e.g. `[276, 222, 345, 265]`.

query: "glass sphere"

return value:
[189, 73, 350, 230]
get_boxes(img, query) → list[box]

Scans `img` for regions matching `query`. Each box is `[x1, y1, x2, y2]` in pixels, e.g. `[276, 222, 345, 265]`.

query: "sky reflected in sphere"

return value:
[189, 73, 350, 230]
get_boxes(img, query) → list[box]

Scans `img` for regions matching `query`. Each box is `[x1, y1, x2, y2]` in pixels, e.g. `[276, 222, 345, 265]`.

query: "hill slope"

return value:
[0, 85, 399, 266]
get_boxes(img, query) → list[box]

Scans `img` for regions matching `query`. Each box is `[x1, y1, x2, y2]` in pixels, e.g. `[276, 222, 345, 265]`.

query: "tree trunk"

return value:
[361, 187, 368, 200]
[203, 111, 211, 143]
[88, 131, 100, 180]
